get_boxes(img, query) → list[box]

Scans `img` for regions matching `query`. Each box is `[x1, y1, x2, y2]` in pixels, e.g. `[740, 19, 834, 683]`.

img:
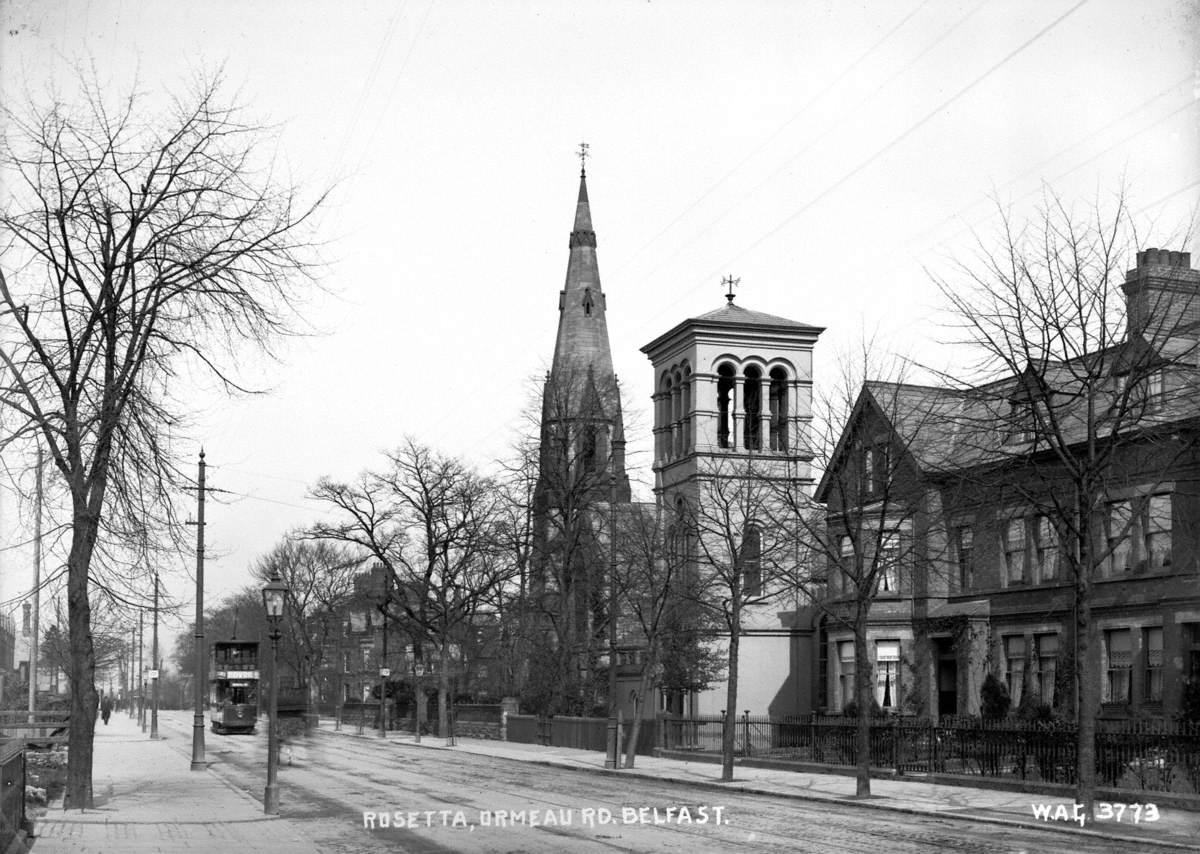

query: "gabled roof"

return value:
[814, 382, 978, 501]
[820, 333, 1200, 499]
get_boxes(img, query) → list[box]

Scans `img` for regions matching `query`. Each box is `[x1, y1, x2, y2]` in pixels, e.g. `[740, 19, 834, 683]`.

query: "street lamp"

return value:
[261, 570, 288, 816]
[413, 661, 425, 745]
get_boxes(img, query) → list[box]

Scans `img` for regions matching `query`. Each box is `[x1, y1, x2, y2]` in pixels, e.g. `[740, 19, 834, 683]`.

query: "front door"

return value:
[936, 638, 958, 717]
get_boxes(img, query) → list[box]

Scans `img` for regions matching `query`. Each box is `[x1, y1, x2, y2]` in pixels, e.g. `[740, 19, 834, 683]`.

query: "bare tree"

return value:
[251, 536, 360, 715]
[930, 189, 1200, 815]
[610, 502, 721, 768]
[0, 73, 324, 805]
[773, 342, 953, 797]
[490, 437, 540, 700]
[680, 457, 808, 782]
[527, 366, 630, 715]
[309, 439, 511, 737]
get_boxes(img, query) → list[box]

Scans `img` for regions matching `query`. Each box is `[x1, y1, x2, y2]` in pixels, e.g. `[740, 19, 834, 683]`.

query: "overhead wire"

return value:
[621, 0, 1094, 340]
[896, 73, 1193, 254]
[611, 0, 935, 279]
[349, 0, 436, 181]
[916, 95, 1197, 261]
[405, 1, 964, 460]
[331, 1, 406, 173]
[613, 0, 989, 289]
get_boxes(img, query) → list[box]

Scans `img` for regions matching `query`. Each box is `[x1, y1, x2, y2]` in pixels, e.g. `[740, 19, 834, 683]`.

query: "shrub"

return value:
[1179, 680, 1200, 723]
[980, 672, 1011, 720]
[842, 698, 884, 718]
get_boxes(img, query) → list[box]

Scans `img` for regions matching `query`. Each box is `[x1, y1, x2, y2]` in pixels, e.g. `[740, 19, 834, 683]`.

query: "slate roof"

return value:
[689, 302, 822, 331]
[846, 327, 1200, 484]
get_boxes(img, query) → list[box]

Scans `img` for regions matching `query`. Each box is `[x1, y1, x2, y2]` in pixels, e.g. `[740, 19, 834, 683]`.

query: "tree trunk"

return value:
[721, 605, 740, 783]
[622, 664, 654, 769]
[65, 506, 101, 809]
[438, 641, 450, 739]
[1075, 564, 1097, 819]
[854, 608, 872, 798]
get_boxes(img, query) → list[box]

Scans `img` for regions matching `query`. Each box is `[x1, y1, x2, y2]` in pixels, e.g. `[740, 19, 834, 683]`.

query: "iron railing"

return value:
[659, 713, 1200, 794]
[0, 740, 24, 852]
[505, 714, 658, 755]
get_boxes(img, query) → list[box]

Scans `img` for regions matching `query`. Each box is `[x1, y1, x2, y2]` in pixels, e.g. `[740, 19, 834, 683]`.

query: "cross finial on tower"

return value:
[722, 275, 740, 304]
[577, 141, 590, 176]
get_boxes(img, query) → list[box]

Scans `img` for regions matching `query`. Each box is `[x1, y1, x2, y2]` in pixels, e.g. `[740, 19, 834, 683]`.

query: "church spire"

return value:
[543, 153, 630, 503]
[552, 156, 613, 384]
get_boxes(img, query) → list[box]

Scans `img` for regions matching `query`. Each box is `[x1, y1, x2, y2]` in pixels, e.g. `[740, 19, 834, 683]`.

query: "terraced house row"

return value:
[817, 248, 1200, 722]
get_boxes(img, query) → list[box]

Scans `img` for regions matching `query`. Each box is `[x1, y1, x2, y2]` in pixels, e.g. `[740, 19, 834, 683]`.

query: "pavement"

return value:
[23, 710, 1200, 852]
[322, 718, 1200, 851]
[28, 711, 324, 853]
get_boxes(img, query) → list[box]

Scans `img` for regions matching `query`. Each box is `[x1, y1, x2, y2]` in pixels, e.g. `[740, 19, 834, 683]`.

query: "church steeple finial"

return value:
[570, 146, 595, 248]
[723, 275, 740, 304]
[576, 141, 589, 177]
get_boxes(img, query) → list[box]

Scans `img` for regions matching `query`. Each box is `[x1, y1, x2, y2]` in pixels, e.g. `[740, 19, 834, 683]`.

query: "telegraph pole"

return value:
[151, 573, 160, 739]
[189, 450, 207, 770]
[27, 446, 43, 724]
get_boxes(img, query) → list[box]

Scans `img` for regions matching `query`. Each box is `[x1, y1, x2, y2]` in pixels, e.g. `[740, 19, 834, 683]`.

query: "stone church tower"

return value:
[529, 164, 630, 712]
[640, 286, 824, 716]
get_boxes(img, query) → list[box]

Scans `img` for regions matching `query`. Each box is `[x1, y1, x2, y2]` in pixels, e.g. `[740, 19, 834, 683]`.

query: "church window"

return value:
[582, 425, 598, 473]
[743, 366, 762, 450]
[662, 375, 674, 460]
[582, 287, 594, 316]
[768, 367, 789, 451]
[741, 524, 762, 597]
[681, 367, 692, 454]
[673, 370, 684, 457]
[717, 363, 735, 449]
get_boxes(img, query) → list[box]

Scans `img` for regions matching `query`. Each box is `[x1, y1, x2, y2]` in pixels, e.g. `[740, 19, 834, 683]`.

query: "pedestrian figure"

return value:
[101, 694, 113, 725]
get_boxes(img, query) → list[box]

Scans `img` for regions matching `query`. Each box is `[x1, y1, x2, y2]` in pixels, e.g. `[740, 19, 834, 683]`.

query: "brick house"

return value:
[817, 249, 1200, 722]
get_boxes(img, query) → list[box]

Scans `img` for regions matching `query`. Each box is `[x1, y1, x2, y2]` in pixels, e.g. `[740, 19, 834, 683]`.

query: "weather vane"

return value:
[723, 275, 740, 304]
[577, 141, 589, 175]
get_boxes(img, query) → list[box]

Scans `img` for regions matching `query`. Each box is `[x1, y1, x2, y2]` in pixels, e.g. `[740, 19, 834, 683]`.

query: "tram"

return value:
[209, 640, 260, 734]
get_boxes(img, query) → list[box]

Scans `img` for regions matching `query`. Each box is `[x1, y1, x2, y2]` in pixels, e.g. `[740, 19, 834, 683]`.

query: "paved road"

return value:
[159, 712, 1145, 853]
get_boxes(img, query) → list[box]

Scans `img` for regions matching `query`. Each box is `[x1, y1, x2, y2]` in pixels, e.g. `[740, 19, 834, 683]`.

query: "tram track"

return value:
[155, 712, 1150, 853]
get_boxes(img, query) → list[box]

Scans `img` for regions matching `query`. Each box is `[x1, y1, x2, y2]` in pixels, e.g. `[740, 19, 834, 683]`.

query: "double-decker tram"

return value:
[209, 640, 260, 734]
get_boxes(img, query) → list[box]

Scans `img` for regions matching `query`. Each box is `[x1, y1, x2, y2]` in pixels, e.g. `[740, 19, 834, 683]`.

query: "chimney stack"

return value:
[1123, 247, 1200, 340]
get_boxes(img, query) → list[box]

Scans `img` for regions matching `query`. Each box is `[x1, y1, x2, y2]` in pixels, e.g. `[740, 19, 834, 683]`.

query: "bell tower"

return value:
[640, 282, 824, 718]
[640, 281, 823, 509]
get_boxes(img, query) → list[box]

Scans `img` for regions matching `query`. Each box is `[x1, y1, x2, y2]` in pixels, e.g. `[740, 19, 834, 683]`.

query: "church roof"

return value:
[641, 298, 823, 357]
[689, 301, 821, 330]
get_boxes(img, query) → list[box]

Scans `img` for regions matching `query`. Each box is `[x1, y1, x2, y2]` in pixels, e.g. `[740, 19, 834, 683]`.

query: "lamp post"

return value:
[261, 570, 288, 816]
[413, 662, 425, 745]
[138, 609, 146, 731]
[378, 568, 390, 738]
[151, 573, 160, 739]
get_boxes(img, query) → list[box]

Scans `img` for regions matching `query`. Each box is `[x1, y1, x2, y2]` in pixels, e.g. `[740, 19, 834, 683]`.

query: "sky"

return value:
[0, 0, 1197, 658]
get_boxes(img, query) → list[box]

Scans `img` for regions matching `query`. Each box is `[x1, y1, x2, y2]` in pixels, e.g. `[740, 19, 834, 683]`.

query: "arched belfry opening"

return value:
[743, 365, 763, 450]
[769, 366, 789, 451]
[717, 363, 735, 449]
